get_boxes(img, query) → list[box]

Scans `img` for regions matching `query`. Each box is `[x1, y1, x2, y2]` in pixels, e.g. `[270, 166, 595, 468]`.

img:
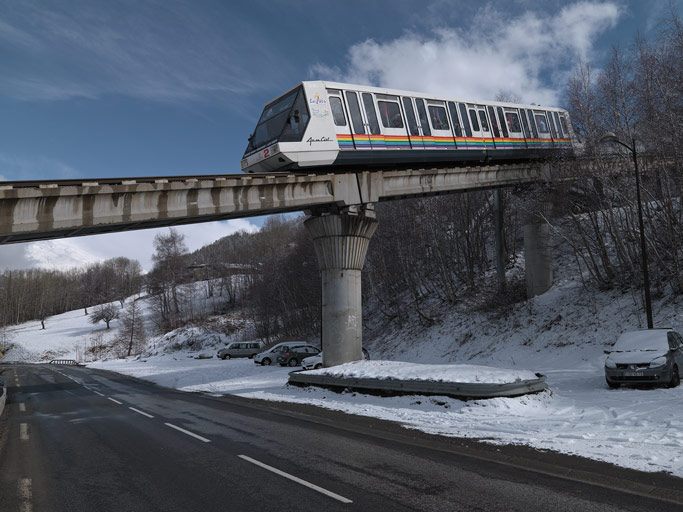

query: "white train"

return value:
[241, 81, 575, 173]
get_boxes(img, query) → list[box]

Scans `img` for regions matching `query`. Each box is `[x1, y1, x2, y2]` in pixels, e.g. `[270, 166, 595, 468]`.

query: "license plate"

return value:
[624, 371, 644, 377]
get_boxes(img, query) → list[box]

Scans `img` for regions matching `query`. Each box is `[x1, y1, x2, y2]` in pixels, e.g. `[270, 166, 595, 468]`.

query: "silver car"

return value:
[253, 341, 307, 366]
[217, 341, 264, 360]
[604, 329, 682, 388]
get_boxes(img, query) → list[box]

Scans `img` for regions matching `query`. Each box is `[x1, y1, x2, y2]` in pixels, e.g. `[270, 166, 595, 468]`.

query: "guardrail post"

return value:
[305, 206, 378, 367]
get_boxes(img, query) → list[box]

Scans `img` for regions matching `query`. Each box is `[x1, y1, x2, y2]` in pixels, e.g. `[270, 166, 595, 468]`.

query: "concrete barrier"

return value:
[288, 371, 548, 400]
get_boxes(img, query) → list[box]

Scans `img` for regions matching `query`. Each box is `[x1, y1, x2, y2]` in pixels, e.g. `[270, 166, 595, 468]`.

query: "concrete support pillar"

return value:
[523, 201, 553, 298]
[493, 188, 506, 291]
[305, 207, 378, 367]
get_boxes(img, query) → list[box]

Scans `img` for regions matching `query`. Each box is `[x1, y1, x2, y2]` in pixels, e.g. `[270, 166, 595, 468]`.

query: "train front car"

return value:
[241, 82, 339, 173]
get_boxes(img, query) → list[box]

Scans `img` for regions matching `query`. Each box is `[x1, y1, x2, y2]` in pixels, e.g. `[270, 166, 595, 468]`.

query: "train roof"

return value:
[260, 80, 568, 114]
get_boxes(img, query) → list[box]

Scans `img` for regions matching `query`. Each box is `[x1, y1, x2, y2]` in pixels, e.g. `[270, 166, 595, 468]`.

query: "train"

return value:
[241, 81, 576, 173]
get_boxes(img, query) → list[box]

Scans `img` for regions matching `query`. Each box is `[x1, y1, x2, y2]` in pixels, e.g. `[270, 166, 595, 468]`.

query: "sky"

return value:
[0, 0, 680, 270]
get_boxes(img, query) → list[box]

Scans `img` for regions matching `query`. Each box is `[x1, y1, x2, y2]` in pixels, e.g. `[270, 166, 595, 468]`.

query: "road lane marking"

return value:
[164, 423, 211, 443]
[91, 389, 105, 397]
[19, 403, 26, 412]
[20, 423, 29, 441]
[64, 390, 76, 396]
[107, 397, 123, 405]
[237, 454, 353, 504]
[129, 407, 154, 419]
[18, 478, 32, 512]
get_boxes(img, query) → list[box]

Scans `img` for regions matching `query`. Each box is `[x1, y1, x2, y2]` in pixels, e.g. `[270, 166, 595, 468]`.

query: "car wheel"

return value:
[224, 354, 231, 360]
[249, 354, 255, 359]
[314, 363, 322, 370]
[288, 358, 299, 367]
[668, 365, 680, 388]
[261, 358, 271, 366]
[606, 378, 620, 389]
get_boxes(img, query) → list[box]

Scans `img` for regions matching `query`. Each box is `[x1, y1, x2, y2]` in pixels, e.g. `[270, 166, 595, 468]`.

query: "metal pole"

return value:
[494, 188, 506, 291]
[631, 138, 654, 328]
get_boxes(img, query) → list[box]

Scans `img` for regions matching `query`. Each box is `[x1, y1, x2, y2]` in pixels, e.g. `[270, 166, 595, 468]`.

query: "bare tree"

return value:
[90, 304, 119, 329]
[117, 300, 146, 357]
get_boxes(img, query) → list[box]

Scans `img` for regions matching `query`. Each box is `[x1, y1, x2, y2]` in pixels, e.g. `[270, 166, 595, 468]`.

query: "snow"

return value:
[305, 360, 538, 384]
[3, 250, 683, 477]
[612, 329, 670, 352]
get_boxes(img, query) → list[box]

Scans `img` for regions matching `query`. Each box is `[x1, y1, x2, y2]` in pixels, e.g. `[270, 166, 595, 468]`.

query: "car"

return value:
[604, 329, 682, 389]
[253, 341, 308, 366]
[276, 344, 320, 367]
[217, 341, 264, 360]
[302, 348, 370, 370]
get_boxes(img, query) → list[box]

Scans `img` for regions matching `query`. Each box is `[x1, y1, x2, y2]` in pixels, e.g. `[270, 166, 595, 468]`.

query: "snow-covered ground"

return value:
[2, 255, 683, 477]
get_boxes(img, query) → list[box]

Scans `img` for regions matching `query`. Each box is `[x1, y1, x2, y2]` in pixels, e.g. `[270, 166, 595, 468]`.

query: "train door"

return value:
[343, 90, 371, 149]
[327, 89, 352, 150]
[502, 108, 525, 145]
[376, 94, 408, 150]
[532, 110, 553, 148]
[465, 104, 486, 151]
[475, 105, 495, 149]
[425, 100, 453, 148]
[414, 98, 432, 147]
[360, 92, 382, 148]
[401, 97, 423, 149]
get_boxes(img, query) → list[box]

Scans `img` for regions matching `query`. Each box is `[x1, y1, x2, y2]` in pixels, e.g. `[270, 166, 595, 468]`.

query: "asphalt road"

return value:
[0, 363, 681, 512]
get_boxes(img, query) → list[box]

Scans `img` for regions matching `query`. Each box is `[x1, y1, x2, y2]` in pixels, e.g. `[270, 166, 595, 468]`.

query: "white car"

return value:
[302, 348, 370, 370]
[254, 341, 307, 366]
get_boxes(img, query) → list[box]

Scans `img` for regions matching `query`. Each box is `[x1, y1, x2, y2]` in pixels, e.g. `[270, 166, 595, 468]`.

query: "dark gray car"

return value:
[217, 341, 264, 360]
[604, 329, 682, 388]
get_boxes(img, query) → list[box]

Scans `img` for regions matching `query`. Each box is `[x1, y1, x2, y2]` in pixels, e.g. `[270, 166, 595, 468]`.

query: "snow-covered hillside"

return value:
[2, 248, 683, 477]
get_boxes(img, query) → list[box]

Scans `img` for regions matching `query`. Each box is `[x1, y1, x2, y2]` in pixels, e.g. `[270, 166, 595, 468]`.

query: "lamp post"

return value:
[599, 132, 653, 329]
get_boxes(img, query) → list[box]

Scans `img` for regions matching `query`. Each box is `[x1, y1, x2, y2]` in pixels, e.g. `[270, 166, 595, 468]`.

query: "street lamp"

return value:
[599, 132, 654, 329]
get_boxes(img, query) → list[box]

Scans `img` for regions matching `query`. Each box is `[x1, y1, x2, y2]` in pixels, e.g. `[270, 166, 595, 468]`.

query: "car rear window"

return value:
[613, 330, 670, 352]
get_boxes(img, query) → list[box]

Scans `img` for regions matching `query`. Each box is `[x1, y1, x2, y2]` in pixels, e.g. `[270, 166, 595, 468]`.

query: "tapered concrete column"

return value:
[524, 201, 553, 298]
[305, 207, 378, 367]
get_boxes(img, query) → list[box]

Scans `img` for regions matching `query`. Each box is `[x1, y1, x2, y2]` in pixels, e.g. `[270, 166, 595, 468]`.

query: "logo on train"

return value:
[309, 93, 329, 118]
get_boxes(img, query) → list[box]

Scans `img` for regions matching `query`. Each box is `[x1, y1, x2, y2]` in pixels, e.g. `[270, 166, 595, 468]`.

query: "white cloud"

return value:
[312, 1, 621, 106]
[0, 219, 259, 272]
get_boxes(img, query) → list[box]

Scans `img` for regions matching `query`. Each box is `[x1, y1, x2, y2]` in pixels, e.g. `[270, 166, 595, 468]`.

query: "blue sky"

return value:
[0, 0, 680, 269]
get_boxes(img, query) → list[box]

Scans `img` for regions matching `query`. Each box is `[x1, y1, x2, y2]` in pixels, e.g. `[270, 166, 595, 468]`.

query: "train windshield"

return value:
[246, 86, 309, 153]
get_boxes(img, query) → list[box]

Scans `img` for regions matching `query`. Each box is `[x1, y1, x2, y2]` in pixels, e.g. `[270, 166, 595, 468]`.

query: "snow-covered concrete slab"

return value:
[289, 360, 546, 399]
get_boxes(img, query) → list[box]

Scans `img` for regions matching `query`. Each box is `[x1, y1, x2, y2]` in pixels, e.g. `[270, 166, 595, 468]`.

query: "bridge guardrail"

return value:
[288, 371, 548, 400]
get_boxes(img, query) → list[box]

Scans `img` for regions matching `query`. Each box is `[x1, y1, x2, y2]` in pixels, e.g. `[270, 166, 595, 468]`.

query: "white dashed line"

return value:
[19, 403, 26, 412]
[237, 454, 353, 504]
[107, 397, 123, 405]
[129, 407, 154, 419]
[18, 478, 32, 512]
[164, 423, 211, 443]
[20, 423, 29, 441]
[91, 390, 105, 397]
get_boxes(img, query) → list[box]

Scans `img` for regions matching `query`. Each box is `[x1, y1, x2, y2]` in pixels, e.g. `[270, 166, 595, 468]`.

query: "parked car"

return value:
[302, 348, 370, 370]
[254, 342, 308, 366]
[604, 329, 682, 389]
[217, 341, 264, 360]
[277, 344, 321, 367]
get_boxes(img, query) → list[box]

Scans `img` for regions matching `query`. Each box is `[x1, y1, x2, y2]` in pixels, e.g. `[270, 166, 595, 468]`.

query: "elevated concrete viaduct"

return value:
[0, 158, 637, 366]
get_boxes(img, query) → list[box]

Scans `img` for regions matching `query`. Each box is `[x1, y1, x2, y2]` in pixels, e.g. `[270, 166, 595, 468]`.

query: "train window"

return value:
[468, 109, 480, 131]
[329, 97, 347, 127]
[559, 114, 570, 135]
[448, 102, 462, 136]
[478, 110, 489, 132]
[402, 97, 420, 136]
[345, 91, 365, 134]
[547, 111, 558, 138]
[428, 105, 450, 130]
[278, 88, 311, 142]
[534, 113, 549, 133]
[362, 93, 381, 134]
[505, 112, 522, 133]
[525, 109, 538, 138]
[415, 99, 431, 136]
[459, 103, 472, 137]
[519, 109, 531, 138]
[486, 106, 500, 137]
[552, 111, 564, 138]
[378, 101, 404, 128]
[496, 107, 508, 137]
